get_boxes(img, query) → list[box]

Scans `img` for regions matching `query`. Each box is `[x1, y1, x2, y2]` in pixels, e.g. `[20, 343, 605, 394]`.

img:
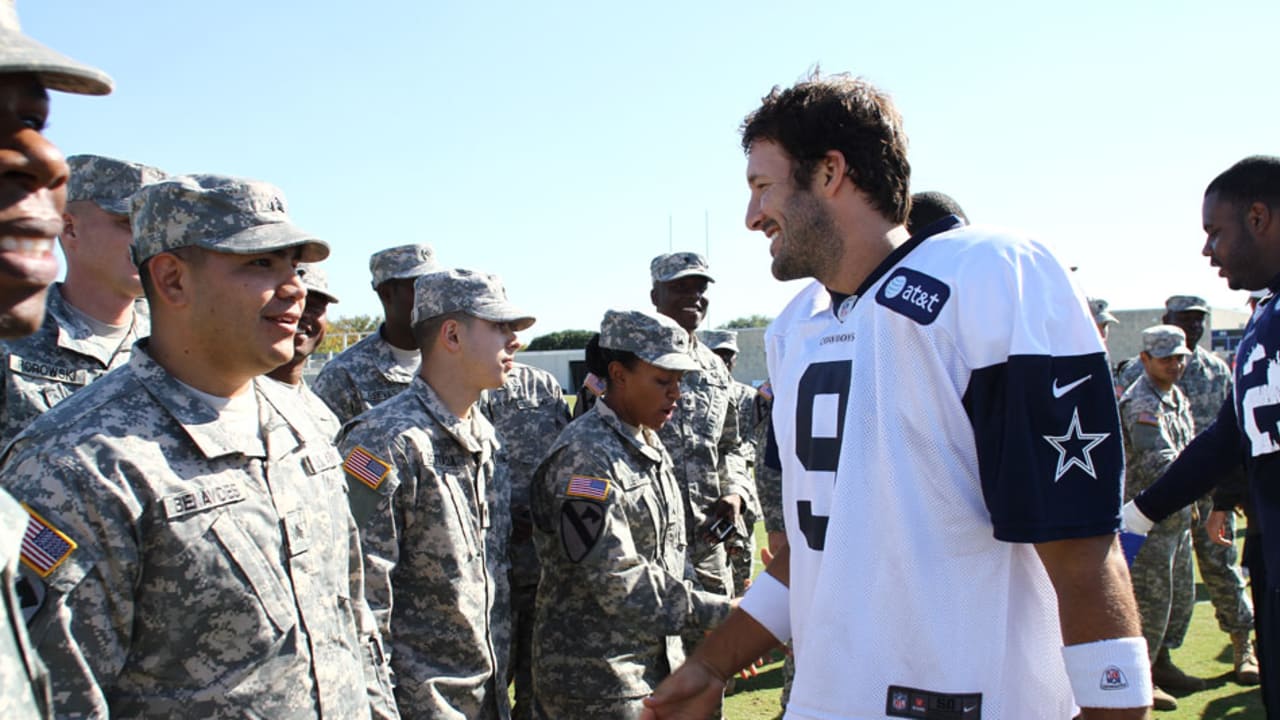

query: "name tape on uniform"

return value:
[163, 481, 246, 520]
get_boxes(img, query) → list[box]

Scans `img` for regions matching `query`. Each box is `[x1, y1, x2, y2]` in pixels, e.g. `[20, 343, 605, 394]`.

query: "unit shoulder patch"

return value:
[343, 446, 392, 490]
[560, 499, 606, 563]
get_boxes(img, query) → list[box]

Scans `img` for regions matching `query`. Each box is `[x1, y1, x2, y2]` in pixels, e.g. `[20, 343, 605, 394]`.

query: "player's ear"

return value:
[818, 150, 848, 198]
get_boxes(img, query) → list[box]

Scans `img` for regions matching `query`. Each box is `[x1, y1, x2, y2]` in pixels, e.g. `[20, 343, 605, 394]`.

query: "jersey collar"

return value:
[826, 214, 965, 318]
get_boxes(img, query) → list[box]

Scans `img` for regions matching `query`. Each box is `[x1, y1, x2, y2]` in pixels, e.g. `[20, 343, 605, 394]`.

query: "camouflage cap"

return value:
[651, 251, 715, 284]
[369, 244, 438, 289]
[0, 0, 112, 95]
[130, 174, 329, 266]
[600, 309, 700, 372]
[1142, 324, 1193, 359]
[67, 155, 166, 215]
[1088, 297, 1118, 326]
[1165, 295, 1209, 314]
[298, 263, 339, 304]
[698, 329, 739, 354]
[411, 268, 535, 330]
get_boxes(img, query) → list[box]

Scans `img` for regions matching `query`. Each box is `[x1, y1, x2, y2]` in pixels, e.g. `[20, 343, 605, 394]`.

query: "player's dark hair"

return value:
[585, 333, 639, 386]
[1205, 156, 1280, 209]
[907, 191, 968, 234]
[741, 70, 911, 224]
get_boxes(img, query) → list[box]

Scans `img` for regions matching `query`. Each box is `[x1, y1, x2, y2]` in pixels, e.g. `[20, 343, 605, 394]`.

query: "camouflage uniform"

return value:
[340, 376, 512, 720]
[479, 362, 571, 720]
[272, 377, 343, 440]
[0, 346, 396, 719]
[311, 244, 438, 424]
[1116, 310, 1254, 638]
[530, 310, 733, 719]
[1120, 328, 1197, 664]
[0, 284, 148, 446]
[312, 331, 416, 424]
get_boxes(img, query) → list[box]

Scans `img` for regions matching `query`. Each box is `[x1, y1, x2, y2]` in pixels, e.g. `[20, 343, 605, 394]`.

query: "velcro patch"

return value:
[560, 500, 606, 563]
[19, 504, 76, 577]
[9, 355, 88, 385]
[875, 268, 951, 325]
[1136, 411, 1160, 427]
[565, 475, 610, 501]
[344, 446, 391, 490]
[162, 481, 245, 520]
[301, 446, 342, 475]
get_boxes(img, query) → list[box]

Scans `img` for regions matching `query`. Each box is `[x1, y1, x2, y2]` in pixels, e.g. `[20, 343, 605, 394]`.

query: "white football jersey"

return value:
[767, 220, 1122, 720]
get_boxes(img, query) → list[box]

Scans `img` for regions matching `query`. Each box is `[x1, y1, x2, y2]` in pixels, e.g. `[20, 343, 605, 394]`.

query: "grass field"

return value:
[718, 525, 1265, 719]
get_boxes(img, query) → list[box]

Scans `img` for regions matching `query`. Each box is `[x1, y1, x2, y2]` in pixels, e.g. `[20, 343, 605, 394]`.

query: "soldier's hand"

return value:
[710, 494, 743, 524]
[1205, 510, 1233, 548]
[641, 657, 727, 720]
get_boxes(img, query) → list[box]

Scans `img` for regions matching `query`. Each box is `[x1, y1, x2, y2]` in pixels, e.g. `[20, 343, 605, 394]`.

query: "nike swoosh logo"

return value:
[1052, 374, 1092, 398]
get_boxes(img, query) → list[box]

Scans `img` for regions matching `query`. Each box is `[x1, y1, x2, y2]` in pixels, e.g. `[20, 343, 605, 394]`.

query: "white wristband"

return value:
[1061, 637, 1152, 709]
[738, 571, 790, 643]
[1121, 500, 1155, 536]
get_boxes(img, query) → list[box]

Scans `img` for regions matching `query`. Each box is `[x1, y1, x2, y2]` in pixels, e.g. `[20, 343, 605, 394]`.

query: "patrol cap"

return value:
[1142, 324, 1193, 359]
[0, 1, 112, 95]
[699, 329, 739, 354]
[130, 174, 328, 266]
[600, 309, 700, 372]
[67, 155, 166, 215]
[411, 267, 535, 330]
[651, 252, 715, 284]
[370, 244, 438, 289]
[1165, 295, 1209, 314]
[1088, 297, 1118, 326]
[298, 263, 339, 304]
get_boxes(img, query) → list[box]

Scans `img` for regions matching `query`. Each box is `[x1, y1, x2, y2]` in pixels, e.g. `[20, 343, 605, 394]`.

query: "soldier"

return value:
[312, 243, 437, 423]
[0, 155, 162, 446]
[531, 310, 734, 719]
[648, 251, 754, 600]
[338, 267, 532, 719]
[698, 328, 763, 596]
[0, 174, 397, 719]
[0, 3, 112, 717]
[479, 361, 571, 720]
[267, 262, 342, 439]
[1120, 325, 1198, 710]
[1089, 297, 1118, 343]
[1117, 294, 1258, 684]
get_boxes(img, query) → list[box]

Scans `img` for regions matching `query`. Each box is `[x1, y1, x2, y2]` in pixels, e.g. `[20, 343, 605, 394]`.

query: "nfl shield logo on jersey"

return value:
[891, 690, 908, 711]
[1100, 665, 1128, 690]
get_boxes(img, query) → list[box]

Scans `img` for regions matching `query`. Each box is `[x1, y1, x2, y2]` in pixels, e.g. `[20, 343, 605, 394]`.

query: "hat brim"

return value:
[192, 221, 330, 263]
[471, 301, 536, 332]
[0, 29, 113, 96]
[642, 351, 701, 372]
[304, 287, 340, 304]
[1097, 312, 1118, 325]
[657, 269, 715, 284]
[1151, 347, 1193, 359]
[95, 197, 130, 216]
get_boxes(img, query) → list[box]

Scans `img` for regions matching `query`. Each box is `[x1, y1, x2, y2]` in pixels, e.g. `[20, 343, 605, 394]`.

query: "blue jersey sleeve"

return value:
[964, 352, 1123, 543]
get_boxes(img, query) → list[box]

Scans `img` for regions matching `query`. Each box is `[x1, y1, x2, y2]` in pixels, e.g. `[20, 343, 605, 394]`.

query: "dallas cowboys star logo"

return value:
[1043, 407, 1110, 481]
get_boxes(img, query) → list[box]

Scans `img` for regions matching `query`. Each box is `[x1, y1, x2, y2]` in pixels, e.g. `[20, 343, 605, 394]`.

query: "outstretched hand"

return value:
[640, 658, 727, 720]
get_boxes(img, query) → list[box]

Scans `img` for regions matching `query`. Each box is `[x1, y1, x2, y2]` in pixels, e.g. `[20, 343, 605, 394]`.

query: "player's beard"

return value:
[771, 188, 843, 283]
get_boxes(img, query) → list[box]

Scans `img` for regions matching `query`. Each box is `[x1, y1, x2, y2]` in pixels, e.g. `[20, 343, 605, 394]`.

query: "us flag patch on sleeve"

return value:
[1136, 411, 1160, 427]
[343, 446, 391, 490]
[565, 475, 610, 501]
[20, 504, 76, 577]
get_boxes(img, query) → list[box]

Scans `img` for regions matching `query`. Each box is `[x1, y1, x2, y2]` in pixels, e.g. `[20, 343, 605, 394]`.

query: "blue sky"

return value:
[23, 0, 1280, 338]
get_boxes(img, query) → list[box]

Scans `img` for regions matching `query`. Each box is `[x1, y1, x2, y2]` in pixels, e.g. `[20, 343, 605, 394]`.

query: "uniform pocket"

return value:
[209, 512, 296, 634]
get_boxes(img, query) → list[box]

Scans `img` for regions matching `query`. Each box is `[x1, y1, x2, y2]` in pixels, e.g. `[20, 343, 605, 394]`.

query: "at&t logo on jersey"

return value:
[876, 268, 950, 325]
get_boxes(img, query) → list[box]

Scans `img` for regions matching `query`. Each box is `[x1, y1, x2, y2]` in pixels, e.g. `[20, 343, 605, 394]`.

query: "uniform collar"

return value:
[595, 400, 664, 464]
[825, 215, 963, 316]
[409, 375, 494, 455]
[47, 284, 145, 365]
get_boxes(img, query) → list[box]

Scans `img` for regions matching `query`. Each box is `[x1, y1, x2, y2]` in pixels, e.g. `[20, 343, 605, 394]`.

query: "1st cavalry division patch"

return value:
[343, 446, 391, 490]
[560, 499, 606, 563]
[20, 504, 76, 577]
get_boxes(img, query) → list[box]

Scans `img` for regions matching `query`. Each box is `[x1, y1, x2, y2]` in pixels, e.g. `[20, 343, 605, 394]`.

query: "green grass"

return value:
[720, 525, 1265, 719]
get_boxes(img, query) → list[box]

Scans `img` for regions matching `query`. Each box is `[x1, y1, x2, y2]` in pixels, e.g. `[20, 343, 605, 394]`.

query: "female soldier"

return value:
[531, 309, 734, 719]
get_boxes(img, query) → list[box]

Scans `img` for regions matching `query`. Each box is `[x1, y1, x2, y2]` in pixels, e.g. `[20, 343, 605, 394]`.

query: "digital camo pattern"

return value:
[729, 379, 764, 594]
[656, 337, 753, 595]
[130, 174, 327, 265]
[649, 252, 714, 283]
[530, 402, 732, 707]
[1117, 345, 1252, 634]
[66, 154, 166, 214]
[600, 309, 699, 372]
[0, 284, 148, 447]
[0, 490, 50, 720]
[368, 244, 437, 289]
[410, 268, 534, 328]
[479, 362, 570, 720]
[1120, 373, 1196, 661]
[268, 377, 342, 441]
[0, 346, 395, 719]
[311, 330, 416, 424]
[298, 262, 340, 304]
[1142, 325, 1192, 358]
[338, 377, 511, 720]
